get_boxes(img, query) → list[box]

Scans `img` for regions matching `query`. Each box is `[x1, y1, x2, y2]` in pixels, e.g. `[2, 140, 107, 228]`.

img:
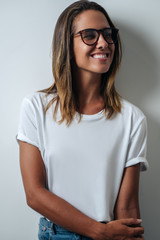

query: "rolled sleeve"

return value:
[125, 117, 149, 171]
[16, 97, 40, 150]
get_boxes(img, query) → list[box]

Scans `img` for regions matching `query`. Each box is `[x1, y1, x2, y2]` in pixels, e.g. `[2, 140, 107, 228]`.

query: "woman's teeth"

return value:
[92, 54, 108, 59]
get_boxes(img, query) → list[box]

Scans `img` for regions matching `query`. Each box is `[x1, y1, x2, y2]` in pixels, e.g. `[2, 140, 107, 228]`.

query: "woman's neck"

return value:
[73, 69, 105, 114]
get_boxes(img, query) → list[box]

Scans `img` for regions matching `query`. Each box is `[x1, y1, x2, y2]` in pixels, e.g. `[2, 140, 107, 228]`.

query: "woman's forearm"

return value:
[19, 142, 102, 239]
[27, 187, 144, 240]
[114, 206, 140, 220]
[27, 186, 101, 239]
[114, 164, 141, 219]
[20, 143, 144, 240]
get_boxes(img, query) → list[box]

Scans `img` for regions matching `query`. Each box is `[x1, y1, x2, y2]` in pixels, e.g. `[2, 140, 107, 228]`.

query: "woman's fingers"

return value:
[120, 218, 142, 226]
[129, 228, 144, 238]
[103, 219, 144, 240]
[120, 218, 144, 236]
[120, 218, 144, 237]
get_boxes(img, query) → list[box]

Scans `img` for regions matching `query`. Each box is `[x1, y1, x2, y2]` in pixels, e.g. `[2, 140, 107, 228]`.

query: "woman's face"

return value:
[72, 10, 115, 77]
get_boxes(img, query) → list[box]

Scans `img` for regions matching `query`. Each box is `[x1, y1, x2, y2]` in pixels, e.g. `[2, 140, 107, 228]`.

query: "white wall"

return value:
[0, 0, 159, 239]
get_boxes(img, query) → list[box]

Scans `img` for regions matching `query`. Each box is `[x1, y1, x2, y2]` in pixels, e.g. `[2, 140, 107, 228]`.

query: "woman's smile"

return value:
[72, 10, 115, 75]
[91, 52, 112, 62]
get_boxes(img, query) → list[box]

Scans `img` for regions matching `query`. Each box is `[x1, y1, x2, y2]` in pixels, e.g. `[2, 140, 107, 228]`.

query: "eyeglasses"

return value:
[74, 28, 119, 46]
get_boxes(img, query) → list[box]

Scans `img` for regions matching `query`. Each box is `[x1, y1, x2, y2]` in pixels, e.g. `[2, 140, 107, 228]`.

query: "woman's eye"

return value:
[86, 35, 95, 39]
[83, 32, 96, 39]
[105, 33, 112, 38]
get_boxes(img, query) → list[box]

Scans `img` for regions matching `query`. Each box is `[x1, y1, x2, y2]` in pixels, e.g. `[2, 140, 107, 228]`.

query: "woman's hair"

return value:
[42, 0, 122, 126]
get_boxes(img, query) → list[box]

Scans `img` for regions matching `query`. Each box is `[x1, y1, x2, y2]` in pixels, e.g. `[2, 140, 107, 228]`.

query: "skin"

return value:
[19, 10, 144, 240]
[72, 10, 115, 76]
[72, 10, 115, 114]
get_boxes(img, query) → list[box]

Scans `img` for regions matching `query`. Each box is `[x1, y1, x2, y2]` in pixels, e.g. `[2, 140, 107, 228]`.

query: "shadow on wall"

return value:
[115, 24, 160, 240]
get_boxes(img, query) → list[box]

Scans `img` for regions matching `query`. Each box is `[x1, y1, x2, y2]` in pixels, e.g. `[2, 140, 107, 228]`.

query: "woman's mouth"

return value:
[91, 53, 109, 60]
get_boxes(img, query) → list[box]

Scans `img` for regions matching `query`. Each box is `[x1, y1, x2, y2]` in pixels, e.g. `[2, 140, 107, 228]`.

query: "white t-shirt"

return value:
[17, 92, 148, 222]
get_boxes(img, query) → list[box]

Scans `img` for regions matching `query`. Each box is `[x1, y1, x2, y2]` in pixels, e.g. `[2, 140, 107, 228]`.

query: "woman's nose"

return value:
[96, 33, 108, 49]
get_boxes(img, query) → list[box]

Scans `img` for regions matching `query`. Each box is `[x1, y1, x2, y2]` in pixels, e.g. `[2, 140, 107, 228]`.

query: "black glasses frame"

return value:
[74, 28, 119, 46]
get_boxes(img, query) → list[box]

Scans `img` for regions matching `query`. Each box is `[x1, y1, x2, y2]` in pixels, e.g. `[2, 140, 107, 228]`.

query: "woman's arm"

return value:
[19, 141, 144, 240]
[114, 163, 141, 219]
[19, 141, 102, 237]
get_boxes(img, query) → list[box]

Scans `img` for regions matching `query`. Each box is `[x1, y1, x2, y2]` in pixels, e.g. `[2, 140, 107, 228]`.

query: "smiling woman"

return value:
[17, 1, 148, 240]
[72, 10, 115, 74]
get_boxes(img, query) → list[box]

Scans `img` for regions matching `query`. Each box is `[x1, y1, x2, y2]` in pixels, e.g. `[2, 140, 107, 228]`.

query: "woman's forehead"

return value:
[73, 10, 110, 32]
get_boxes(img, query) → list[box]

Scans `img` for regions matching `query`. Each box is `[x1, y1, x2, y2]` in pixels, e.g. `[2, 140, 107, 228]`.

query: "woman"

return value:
[17, 1, 148, 239]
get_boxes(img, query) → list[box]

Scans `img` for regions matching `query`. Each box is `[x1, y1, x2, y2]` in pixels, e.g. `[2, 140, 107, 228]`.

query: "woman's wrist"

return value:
[89, 221, 108, 240]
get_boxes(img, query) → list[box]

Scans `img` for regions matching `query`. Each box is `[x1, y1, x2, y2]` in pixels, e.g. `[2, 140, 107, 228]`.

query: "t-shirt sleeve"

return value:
[16, 97, 40, 149]
[125, 116, 149, 171]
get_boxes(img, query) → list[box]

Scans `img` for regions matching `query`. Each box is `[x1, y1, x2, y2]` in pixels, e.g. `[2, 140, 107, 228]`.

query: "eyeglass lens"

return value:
[81, 28, 118, 45]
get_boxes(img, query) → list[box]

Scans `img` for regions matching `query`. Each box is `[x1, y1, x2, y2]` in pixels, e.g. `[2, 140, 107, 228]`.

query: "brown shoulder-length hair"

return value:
[41, 0, 122, 126]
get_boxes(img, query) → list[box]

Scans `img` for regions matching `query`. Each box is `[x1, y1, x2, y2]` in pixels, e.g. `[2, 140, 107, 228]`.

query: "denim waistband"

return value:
[39, 217, 54, 229]
[39, 217, 78, 234]
[39, 217, 107, 240]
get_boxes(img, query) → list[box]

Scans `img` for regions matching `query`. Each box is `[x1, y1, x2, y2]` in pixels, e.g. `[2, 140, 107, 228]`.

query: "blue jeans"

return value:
[38, 217, 92, 240]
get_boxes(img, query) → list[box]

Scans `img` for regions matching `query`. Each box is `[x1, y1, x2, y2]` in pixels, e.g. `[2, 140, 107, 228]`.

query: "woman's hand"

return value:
[94, 218, 144, 240]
